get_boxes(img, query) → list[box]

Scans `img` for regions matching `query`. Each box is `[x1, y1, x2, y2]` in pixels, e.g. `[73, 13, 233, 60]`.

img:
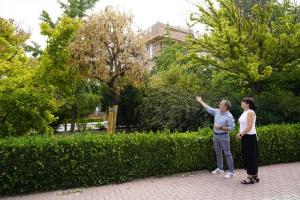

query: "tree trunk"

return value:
[107, 92, 119, 133]
[70, 104, 77, 133]
[107, 105, 118, 133]
[64, 123, 68, 133]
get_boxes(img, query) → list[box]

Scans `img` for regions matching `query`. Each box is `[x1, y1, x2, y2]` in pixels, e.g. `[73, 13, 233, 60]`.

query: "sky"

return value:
[0, 0, 202, 48]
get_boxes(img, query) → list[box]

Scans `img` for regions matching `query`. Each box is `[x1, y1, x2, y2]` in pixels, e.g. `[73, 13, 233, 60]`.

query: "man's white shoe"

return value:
[224, 172, 235, 178]
[211, 168, 224, 174]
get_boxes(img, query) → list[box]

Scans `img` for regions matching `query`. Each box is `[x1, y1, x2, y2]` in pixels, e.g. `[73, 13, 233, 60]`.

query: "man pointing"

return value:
[196, 96, 235, 178]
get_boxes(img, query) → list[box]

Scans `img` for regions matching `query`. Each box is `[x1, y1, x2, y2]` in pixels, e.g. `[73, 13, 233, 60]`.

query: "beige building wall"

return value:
[141, 21, 190, 60]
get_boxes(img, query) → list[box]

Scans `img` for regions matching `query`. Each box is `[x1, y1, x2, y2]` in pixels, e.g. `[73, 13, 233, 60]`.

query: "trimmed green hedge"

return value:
[63, 117, 103, 124]
[1, 124, 300, 195]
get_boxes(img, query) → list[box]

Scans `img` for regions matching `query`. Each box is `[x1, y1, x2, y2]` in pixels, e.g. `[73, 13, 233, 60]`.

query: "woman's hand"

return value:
[236, 132, 242, 140]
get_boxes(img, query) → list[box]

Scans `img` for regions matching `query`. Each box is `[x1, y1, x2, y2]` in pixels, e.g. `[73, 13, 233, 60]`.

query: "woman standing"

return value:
[237, 97, 259, 184]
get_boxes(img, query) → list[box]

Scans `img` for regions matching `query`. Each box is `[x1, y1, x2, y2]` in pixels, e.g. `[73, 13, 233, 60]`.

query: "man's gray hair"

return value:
[222, 99, 231, 110]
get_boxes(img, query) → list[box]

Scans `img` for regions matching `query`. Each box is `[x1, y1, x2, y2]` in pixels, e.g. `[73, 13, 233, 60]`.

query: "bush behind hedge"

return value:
[0, 124, 300, 195]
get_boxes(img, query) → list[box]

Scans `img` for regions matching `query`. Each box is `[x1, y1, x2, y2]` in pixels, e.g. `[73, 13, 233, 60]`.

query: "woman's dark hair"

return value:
[242, 97, 257, 110]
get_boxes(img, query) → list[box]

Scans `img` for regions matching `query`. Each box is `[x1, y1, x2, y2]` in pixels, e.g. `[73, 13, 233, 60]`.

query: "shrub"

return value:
[0, 124, 299, 196]
[138, 87, 209, 131]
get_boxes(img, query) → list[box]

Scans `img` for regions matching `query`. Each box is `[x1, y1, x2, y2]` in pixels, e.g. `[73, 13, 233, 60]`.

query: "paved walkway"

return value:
[1, 162, 300, 200]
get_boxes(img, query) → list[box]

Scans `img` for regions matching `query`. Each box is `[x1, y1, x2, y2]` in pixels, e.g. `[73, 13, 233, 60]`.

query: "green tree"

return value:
[116, 86, 143, 131]
[0, 18, 57, 136]
[39, 16, 101, 132]
[25, 41, 43, 58]
[152, 34, 187, 74]
[137, 61, 218, 131]
[186, 0, 300, 125]
[38, 0, 101, 133]
[59, 0, 99, 18]
[149, 65, 204, 94]
[188, 0, 300, 94]
[138, 87, 207, 131]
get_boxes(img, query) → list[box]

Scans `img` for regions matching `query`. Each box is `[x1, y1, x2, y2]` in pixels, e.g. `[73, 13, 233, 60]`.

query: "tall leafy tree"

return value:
[38, 0, 101, 133]
[188, 0, 300, 94]
[0, 18, 57, 136]
[39, 16, 101, 132]
[70, 7, 148, 132]
[59, 0, 99, 18]
[185, 0, 300, 125]
[138, 87, 206, 132]
[152, 32, 187, 74]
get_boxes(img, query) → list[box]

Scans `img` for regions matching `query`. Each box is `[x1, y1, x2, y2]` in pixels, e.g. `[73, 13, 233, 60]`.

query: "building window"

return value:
[149, 44, 154, 58]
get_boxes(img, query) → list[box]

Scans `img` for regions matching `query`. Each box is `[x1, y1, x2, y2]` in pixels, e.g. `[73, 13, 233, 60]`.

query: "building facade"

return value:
[141, 21, 190, 59]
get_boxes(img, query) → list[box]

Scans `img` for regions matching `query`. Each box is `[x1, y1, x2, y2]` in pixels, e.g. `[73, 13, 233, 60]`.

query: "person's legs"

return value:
[245, 135, 259, 176]
[213, 135, 223, 170]
[240, 135, 260, 184]
[241, 135, 248, 171]
[220, 135, 234, 173]
[255, 138, 259, 174]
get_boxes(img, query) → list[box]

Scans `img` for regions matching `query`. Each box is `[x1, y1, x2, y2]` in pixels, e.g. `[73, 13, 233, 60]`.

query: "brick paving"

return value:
[1, 162, 300, 200]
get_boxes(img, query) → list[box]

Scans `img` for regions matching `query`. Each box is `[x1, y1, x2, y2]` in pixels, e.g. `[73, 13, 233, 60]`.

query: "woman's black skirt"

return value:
[242, 134, 259, 175]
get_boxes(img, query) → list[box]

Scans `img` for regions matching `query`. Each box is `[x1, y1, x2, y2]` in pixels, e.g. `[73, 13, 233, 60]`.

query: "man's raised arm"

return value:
[196, 96, 217, 116]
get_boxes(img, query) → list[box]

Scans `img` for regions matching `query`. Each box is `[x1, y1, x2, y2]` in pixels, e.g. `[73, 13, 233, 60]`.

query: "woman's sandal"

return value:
[241, 175, 260, 184]
[241, 176, 255, 184]
[253, 175, 260, 183]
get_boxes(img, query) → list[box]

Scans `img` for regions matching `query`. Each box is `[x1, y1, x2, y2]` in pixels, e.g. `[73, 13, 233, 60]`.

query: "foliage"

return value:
[255, 88, 300, 124]
[70, 7, 148, 105]
[39, 16, 101, 132]
[152, 37, 187, 74]
[149, 65, 204, 94]
[0, 18, 57, 136]
[59, 0, 99, 18]
[1, 124, 299, 195]
[138, 87, 208, 131]
[117, 86, 143, 130]
[188, 0, 300, 94]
